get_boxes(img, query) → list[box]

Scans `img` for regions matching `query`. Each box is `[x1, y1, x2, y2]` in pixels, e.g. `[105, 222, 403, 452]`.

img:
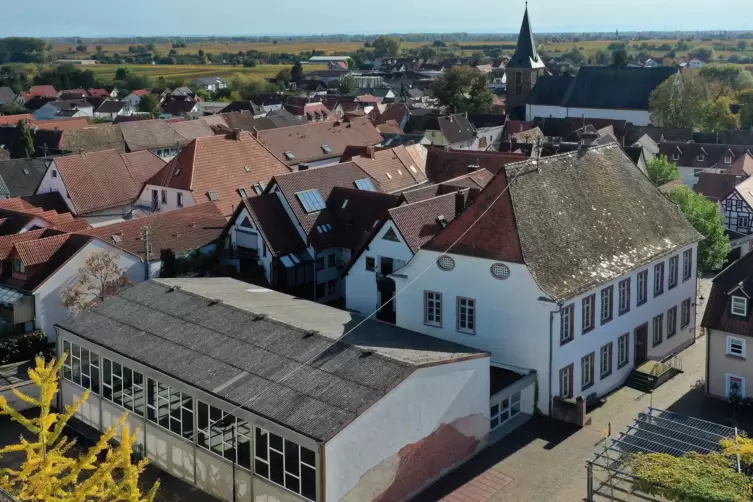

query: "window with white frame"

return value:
[618, 333, 630, 368]
[725, 155, 733, 164]
[582, 353, 595, 390]
[559, 365, 573, 398]
[582, 294, 595, 332]
[672, 153, 680, 161]
[681, 298, 691, 328]
[726, 374, 745, 399]
[697, 154, 705, 162]
[739, 217, 750, 229]
[424, 291, 442, 326]
[601, 286, 613, 323]
[683, 249, 692, 281]
[732, 296, 748, 316]
[737, 199, 743, 210]
[652, 314, 663, 346]
[197, 401, 251, 470]
[727, 336, 746, 357]
[102, 358, 145, 417]
[561, 304, 574, 344]
[618, 279, 630, 314]
[654, 262, 664, 296]
[254, 427, 316, 501]
[62, 340, 100, 394]
[145, 378, 194, 440]
[668, 256, 678, 289]
[637, 270, 648, 305]
[457, 297, 476, 334]
[600, 343, 613, 378]
[667, 306, 678, 338]
[490, 391, 521, 431]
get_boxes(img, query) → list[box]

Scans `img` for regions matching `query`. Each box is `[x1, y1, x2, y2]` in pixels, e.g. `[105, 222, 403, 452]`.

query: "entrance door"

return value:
[635, 324, 648, 364]
[151, 189, 158, 209]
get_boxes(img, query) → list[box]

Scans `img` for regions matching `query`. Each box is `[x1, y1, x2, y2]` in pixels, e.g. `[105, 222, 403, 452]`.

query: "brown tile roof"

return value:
[15, 234, 72, 266]
[731, 153, 753, 176]
[167, 118, 218, 141]
[34, 117, 95, 132]
[425, 147, 527, 182]
[147, 131, 291, 216]
[349, 146, 428, 194]
[84, 203, 225, 259]
[0, 229, 49, 259]
[695, 172, 745, 202]
[658, 178, 686, 195]
[59, 124, 126, 153]
[702, 252, 753, 337]
[373, 104, 410, 127]
[241, 194, 305, 256]
[376, 120, 403, 135]
[51, 219, 91, 232]
[256, 116, 382, 167]
[0, 114, 33, 126]
[324, 187, 402, 250]
[52, 149, 162, 214]
[4, 233, 92, 292]
[122, 151, 166, 185]
[427, 144, 701, 301]
[220, 111, 259, 132]
[400, 169, 493, 205]
[119, 119, 189, 152]
[390, 191, 469, 252]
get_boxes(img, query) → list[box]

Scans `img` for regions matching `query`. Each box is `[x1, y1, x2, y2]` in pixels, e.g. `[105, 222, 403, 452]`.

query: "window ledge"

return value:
[581, 382, 594, 392]
[619, 309, 630, 317]
[668, 284, 677, 290]
[668, 331, 677, 339]
[726, 353, 746, 360]
[560, 336, 574, 347]
[652, 340, 663, 348]
[424, 322, 442, 329]
[600, 371, 612, 379]
[637, 300, 647, 307]
[617, 361, 629, 370]
[457, 329, 476, 336]
[582, 327, 594, 335]
[600, 317, 613, 326]
[654, 291, 664, 298]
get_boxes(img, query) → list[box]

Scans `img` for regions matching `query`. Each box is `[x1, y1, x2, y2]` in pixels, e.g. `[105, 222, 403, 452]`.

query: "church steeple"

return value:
[508, 4, 545, 69]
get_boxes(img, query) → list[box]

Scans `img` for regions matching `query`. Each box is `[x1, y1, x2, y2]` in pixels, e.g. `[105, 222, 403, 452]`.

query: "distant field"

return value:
[78, 64, 327, 83]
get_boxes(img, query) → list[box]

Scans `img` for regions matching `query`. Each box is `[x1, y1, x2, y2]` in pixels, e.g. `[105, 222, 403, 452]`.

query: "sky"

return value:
[4, 0, 753, 37]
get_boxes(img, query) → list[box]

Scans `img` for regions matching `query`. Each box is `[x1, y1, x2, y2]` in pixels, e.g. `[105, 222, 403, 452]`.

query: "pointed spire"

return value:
[508, 4, 545, 69]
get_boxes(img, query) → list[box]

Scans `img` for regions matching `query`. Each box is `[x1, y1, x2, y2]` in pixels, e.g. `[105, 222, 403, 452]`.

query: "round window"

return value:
[491, 263, 510, 280]
[437, 256, 455, 271]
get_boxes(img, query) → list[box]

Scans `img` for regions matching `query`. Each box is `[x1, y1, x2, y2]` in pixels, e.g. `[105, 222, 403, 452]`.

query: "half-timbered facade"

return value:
[721, 177, 753, 236]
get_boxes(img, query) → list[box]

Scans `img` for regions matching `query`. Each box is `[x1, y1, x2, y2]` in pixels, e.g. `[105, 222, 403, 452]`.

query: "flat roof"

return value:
[57, 278, 486, 441]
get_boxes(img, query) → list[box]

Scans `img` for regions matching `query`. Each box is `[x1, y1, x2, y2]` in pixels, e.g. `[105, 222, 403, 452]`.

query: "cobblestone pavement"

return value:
[418, 277, 725, 502]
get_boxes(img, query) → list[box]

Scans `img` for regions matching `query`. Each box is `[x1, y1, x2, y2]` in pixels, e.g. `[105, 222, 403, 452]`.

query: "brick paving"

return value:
[418, 278, 725, 502]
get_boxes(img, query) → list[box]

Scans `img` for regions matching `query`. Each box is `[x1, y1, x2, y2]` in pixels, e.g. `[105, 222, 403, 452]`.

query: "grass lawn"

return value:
[77, 64, 327, 83]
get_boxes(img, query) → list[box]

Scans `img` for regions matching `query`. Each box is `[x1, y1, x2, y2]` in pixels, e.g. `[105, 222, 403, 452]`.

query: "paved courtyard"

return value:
[416, 277, 726, 502]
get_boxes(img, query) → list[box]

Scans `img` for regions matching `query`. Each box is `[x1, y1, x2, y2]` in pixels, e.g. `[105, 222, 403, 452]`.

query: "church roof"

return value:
[507, 6, 545, 70]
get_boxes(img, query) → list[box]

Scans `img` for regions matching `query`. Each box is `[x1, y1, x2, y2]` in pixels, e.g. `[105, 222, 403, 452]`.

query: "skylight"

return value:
[409, 165, 417, 173]
[386, 173, 392, 179]
[253, 182, 266, 195]
[22, 169, 29, 175]
[354, 178, 376, 191]
[341, 199, 349, 209]
[285, 151, 296, 161]
[317, 224, 333, 233]
[238, 188, 248, 198]
[296, 189, 326, 213]
[208, 191, 218, 201]
[321, 144, 332, 154]
[174, 168, 181, 176]
[244, 165, 251, 172]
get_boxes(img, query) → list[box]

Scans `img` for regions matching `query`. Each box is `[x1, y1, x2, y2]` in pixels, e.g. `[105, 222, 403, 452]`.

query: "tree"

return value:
[702, 97, 740, 131]
[275, 68, 292, 88]
[689, 46, 714, 62]
[114, 67, 132, 81]
[291, 61, 304, 84]
[431, 66, 493, 114]
[61, 251, 130, 313]
[337, 75, 357, 95]
[738, 88, 753, 128]
[12, 119, 35, 159]
[138, 93, 160, 117]
[647, 155, 679, 186]
[372, 36, 401, 58]
[739, 40, 748, 51]
[75, 44, 87, 53]
[0, 103, 27, 116]
[419, 46, 437, 61]
[668, 186, 729, 272]
[0, 356, 159, 502]
[700, 64, 753, 99]
[612, 48, 629, 66]
[649, 72, 709, 128]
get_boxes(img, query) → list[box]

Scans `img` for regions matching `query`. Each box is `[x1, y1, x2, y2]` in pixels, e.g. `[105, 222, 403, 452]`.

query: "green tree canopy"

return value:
[138, 94, 160, 117]
[738, 88, 753, 128]
[647, 155, 680, 186]
[12, 119, 34, 159]
[291, 61, 304, 84]
[667, 186, 729, 272]
[372, 36, 401, 58]
[114, 67, 132, 81]
[612, 48, 629, 66]
[649, 72, 709, 128]
[702, 97, 740, 132]
[700, 64, 753, 98]
[275, 68, 291, 88]
[430, 66, 493, 114]
[337, 75, 357, 95]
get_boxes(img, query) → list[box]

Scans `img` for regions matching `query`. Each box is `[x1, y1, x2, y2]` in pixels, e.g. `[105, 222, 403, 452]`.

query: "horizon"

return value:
[5, 0, 753, 38]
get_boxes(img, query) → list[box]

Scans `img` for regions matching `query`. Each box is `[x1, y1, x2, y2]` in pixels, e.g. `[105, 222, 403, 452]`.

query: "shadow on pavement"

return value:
[413, 416, 580, 502]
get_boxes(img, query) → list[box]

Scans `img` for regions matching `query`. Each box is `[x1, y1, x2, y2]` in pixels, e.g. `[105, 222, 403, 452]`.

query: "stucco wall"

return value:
[83, 204, 136, 227]
[36, 160, 75, 213]
[325, 356, 490, 502]
[136, 184, 196, 214]
[708, 329, 752, 399]
[526, 105, 651, 125]
[393, 250, 552, 413]
[34, 240, 143, 340]
[345, 220, 413, 316]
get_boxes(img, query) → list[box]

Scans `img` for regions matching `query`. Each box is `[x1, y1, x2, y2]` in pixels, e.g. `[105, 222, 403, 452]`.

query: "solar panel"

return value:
[354, 178, 376, 191]
[296, 190, 326, 213]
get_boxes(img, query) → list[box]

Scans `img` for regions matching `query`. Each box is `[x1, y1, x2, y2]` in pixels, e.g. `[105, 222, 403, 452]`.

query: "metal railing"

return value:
[649, 355, 683, 377]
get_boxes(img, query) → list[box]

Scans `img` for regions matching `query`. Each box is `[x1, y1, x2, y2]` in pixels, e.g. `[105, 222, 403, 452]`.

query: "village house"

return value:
[255, 116, 383, 170]
[718, 175, 753, 260]
[702, 252, 753, 401]
[119, 119, 191, 159]
[37, 149, 166, 226]
[123, 89, 151, 108]
[191, 77, 228, 92]
[0, 158, 50, 198]
[0, 87, 24, 107]
[340, 144, 428, 194]
[56, 276, 535, 502]
[20, 85, 58, 102]
[405, 114, 478, 150]
[58, 124, 128, 154]
[33, 100, 94, 120]
[659, 143, 753, 187]
[93, 100, 133, 120]
[136, 130, 291, 218]
[387, 144, 700, 415]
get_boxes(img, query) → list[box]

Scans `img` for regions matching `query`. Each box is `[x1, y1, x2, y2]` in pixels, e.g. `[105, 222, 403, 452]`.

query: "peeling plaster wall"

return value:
[324, 356, 490, 502]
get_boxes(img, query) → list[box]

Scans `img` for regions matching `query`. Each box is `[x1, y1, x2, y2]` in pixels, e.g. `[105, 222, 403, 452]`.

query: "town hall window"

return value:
[683, 249, 693, 281]
[637, 270, 648, 306]
[732, 296, 748, 317]
[618, 279, 630, 315]
[457, 297, 476, 334]
[424, 291, 442, 327]
[560, 304, 574, 344]
[582, 294, 595, 333]
[654, 262, 664, 297]
[600, 286, 613, 323]
[668, 256, 679, 289]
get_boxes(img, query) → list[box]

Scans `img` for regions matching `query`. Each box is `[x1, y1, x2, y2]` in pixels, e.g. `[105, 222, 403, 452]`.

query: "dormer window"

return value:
[12, 259, 25, 275]
[697, 154, 705, 162]
[672, 153, 680, 161]
[732, 295, 748, 316]
[724, 156, 733, 164]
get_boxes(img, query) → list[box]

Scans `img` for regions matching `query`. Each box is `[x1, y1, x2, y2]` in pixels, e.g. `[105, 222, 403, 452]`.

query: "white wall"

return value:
[136, 184, 196, 214]
[345, 220, 413, 316]
[229, 208, 274, 283]
[552, 243, 698, 402]
[325, 356, 490, 502]
[393, 251, 552, 413]
[37, 160, 76, 213]
[34, 240, 143, 340]
[526, 105, 651, 126]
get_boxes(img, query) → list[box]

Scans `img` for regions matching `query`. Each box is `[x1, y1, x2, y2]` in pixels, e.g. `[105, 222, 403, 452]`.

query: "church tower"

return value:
[505, 4, 546, 119]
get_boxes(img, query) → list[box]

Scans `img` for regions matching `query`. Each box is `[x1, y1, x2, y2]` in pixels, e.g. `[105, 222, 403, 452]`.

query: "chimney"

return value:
[298, 163, 310, 171]
[455, 190, 465, 217]
[233, 128, 242, 140]
[367, 146, 376, 159]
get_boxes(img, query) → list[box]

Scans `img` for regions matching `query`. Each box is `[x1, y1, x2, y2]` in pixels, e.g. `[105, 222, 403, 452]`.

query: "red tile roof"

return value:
[731, 153, 753, 177]
[348, 145, 428, 193]
[0, 114, 33, 126]
[84, 203, 225, 259]
[695, 172, 745, 202]
[53, 149, 163, 214]
[255, 116, 383, 166]
[0, 229, 49, 259]
[23, 85, 58, 100]
[376, 120, 403, 135]
[373, 104, 409, 127]
[122, 151, 166, 186]
[147, 131, 291, 216]
[33, 117, 94, 131]
[15, 234, 72, 266]
[88, 88, 111, 98]
[131, 89, 151, 97]
[425, 147, 527, 183]
[390, 191, 470, 252]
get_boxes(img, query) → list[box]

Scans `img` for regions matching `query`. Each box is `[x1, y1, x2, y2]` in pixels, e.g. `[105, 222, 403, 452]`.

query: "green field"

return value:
[78, 64, 327, 84]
